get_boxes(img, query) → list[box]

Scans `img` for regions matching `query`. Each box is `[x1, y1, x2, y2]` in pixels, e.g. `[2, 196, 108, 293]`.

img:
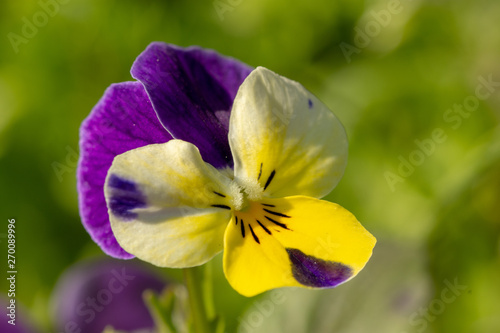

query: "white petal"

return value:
[229, 67, 348, 199]
[104, 140, 237, 267]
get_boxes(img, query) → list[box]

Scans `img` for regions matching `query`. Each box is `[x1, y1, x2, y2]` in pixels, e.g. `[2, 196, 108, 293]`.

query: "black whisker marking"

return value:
[256, 219, 271, 235]
[213, 191, 226, 198]
[211, 204, 231, 210]
[265, 216, 289, 230]
[249, 225, 260, 244]
[263, 170, 276, 190]
[240, 219, 246, 238]
[261, 203, 275, 207]
[257, 163, 263, 180]
[263, 208, 290, 218]
[235, 216, 238, 225]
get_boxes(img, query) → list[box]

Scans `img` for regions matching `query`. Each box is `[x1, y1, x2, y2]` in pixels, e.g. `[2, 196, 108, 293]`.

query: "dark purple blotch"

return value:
[108, 174, 146, 220]
[286, 248, 352, 288]
[308, 98, 313, 109]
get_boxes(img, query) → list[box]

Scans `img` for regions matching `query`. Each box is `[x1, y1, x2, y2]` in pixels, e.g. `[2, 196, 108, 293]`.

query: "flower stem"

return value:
[184, 266, 212, 333]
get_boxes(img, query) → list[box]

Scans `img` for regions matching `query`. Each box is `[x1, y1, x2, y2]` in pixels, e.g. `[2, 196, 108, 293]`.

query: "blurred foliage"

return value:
[0, 0, 499, 332]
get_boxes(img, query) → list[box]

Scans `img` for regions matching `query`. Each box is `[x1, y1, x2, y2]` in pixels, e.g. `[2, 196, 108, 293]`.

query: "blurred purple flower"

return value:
[51, 259, 167, 333]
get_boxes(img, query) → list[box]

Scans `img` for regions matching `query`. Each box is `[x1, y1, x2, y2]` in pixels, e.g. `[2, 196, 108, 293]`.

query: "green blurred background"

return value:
[1, 0, 499, 332]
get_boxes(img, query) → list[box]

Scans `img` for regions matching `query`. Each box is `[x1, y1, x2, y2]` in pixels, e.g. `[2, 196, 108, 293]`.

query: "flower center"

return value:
[229, 176, 265, 211]
[208, 168, 291, 244]
[232, 201, 291, 244]
[210, 164, 278, 213]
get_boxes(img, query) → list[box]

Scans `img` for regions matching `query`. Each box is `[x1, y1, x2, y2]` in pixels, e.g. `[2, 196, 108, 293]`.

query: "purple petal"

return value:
[78, 81, 173, 259]
[51, 259, 167, 333]
[286, 248, 353, 288]
[131, 42, 253, 169]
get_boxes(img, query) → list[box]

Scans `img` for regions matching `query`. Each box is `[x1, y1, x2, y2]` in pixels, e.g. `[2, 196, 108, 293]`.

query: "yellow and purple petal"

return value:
[223, 196, 376, 296]
[105, 140, 240, 267]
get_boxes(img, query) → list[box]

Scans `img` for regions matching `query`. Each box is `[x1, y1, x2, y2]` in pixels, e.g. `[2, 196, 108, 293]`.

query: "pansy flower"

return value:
[78, 42, 376, 297]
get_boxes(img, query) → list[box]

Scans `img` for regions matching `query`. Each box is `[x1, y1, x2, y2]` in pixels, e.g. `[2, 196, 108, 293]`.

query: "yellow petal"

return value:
[223, 196, 376, 297]
[229, 67, 348, 199]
